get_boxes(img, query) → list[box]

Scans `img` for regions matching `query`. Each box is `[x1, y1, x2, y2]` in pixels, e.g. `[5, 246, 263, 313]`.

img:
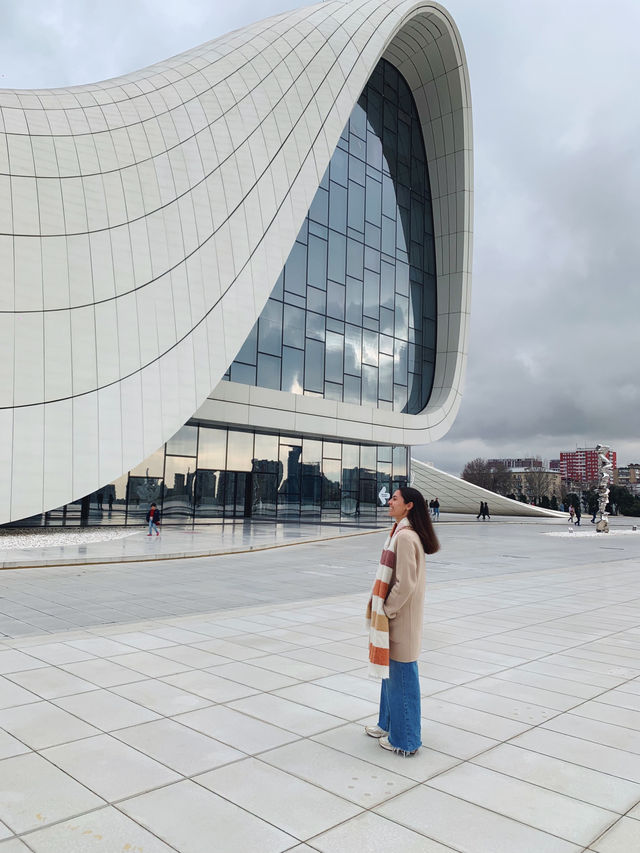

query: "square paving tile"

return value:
[0, 676, 39, 711]
[119, 779, 296, 853]
[472, 742, 640, 812]
[22, 806, 176, 852]
[227, 693, 344, 736]
[260, 739, 414, 807]
[428, 761, 618, 846]
[0, 701, 99, 749]
[273, 683, 377, 720]
[114, 718, 243, 775]
[5, 666, 96, 699]
[54, 689, 159, 730]
[109, 651, 191, 678]
[112, 679, 211, 715]
[196, 757, 361, 839]
[375, 785, 582, 853]
[163, 669, 258, 702]
[0, 728, 30, 760]
[207, 661, 297, 691]
[0, 839, 31, 851]
[310, 811, 457, 853]
[0, 752, 103, 833]
[590, 816, 640, 852]
[42, 734, 180, 801]
[177, 705, 298, 753]
[59, 658, 145, 687]
[0, 650, 44, 674]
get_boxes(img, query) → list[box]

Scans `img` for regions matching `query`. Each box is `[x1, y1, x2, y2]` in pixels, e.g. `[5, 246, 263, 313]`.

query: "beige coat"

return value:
[383, 528, 426, 661]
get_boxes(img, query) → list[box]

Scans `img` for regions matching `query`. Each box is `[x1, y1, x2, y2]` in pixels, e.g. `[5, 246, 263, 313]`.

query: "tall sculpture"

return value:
[595, 444, 612, 533]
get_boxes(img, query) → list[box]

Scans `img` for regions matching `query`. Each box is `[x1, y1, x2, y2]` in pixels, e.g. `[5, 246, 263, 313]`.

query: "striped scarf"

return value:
[366, 517, 411, 679]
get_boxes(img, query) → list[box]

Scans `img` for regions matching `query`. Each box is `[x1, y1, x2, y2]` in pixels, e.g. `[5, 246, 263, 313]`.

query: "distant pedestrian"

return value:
[108, 494, 113, 512]
[574, 504, 581, 526]
[429, 499, 435, 517]
[476, 502, 483, 520]
[433, 498, 440, 520]
[568, 505, 575, 524]
[146, 503, 161, 536]
[483, 502, 490, 520]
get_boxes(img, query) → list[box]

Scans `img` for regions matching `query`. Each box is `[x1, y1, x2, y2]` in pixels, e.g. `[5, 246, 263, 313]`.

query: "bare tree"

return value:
[461, 459, 512, 495]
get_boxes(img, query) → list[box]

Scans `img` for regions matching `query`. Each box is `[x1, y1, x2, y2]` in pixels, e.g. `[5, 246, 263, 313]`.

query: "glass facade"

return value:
[31, 424, 408, 527]
[224, 59, 437, 414]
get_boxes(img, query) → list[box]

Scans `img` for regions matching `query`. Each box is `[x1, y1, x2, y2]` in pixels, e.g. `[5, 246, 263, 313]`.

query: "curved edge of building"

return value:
[0, 0, 472, 524]
[411, 459, 566, 518]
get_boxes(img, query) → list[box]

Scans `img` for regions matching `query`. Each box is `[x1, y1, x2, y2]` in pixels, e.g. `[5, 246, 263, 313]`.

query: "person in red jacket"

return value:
[146, 503, 161, 536]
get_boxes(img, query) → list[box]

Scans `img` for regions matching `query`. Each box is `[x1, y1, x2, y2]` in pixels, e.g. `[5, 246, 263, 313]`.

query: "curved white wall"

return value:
[0, 0, 472, 523]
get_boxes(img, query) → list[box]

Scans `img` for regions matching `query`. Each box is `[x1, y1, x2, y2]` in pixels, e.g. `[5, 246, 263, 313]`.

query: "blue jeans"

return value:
[377, 659, 422, 753]
[148, 519, 159, 534]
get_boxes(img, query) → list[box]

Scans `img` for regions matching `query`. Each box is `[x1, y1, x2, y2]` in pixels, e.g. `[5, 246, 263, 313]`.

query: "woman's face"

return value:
[388, 489, 413, 521]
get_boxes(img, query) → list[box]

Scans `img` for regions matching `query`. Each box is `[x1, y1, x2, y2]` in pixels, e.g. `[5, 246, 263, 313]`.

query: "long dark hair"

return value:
[398, 486, 440, 555]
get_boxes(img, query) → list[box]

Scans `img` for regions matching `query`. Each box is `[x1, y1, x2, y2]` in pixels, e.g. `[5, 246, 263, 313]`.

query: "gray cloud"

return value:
[2, 0, 638, 474]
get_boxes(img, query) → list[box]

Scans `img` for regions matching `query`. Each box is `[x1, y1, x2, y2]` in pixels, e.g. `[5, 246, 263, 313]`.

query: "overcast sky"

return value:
[2, 0, 639, 475]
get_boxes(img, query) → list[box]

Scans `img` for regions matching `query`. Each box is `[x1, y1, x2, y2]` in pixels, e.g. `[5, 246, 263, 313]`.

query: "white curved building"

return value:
[0, 0, 472, 526]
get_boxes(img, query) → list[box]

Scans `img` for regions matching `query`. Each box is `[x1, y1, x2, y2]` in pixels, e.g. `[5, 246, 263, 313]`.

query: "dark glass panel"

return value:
[235, 323, 257, 365]
[194, 470, 224, 520]
[331, 147, 348, 187]
[345, 277, 363, 326]
[306, 312, 325, 342]
[393, 445, 408, 478]
[163, 456, 195, 521]
[284, 242, 307, 296]
[363, 269, 379, 319]
[230, 362, 256, 385]
[127, 475, 163, 521]
[325, 331, 344, 384]
[344, 374, 361, 404]
[394, 293, 409, 340]
[346, 237, 363, 279]
[349, 155, 365, 185]
[327, 281, 345, 321]
[380, 307, 394, 336]
[347, 181, 365, 233]
[309, 186, 329, 225]
[329, 182, 347, 233]
[258, 299, 283, 356]
[362, 364, 378, 406]
[307, 286, 326, 315]
[307, 234, 327, 290]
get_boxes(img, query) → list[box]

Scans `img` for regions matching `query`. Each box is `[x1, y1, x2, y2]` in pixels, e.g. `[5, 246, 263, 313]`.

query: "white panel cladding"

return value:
[0, 0, 472, 522]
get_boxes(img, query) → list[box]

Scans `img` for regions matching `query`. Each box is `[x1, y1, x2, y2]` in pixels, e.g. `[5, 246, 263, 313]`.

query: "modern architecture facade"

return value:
[0, 0, 473, 526]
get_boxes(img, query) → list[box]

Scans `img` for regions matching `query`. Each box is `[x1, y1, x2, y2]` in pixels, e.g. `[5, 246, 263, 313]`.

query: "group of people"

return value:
[428, 498, 440, 519]
[476, 501, 490, 520]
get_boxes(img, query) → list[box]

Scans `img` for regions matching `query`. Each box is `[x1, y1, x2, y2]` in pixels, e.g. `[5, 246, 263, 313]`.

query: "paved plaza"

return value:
[1, 518, 640, 851]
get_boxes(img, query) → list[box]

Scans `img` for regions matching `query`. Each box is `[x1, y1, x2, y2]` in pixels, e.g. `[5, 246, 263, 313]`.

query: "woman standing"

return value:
[365, 486, 439, 755]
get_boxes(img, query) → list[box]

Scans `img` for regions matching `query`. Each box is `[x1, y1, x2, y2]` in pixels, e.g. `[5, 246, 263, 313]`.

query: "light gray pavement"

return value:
[0, 517, 640, 851]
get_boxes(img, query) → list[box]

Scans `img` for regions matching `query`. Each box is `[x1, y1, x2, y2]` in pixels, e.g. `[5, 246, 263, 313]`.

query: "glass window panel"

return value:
[252, 473, 278, 518]
[366, 131, 382, 170]
[304, 338, 324, 392]
[226, 430, 254, 471]
[309, 186, 328, 225]
[284, 241, 307, 296]
[283, 304, 305, 349]
[307, 286, 326, 315]
[349, 155, 365, 185]
[364, 221, 381, 250]
[362, 331, 379, 367]
[309, 220, 328, 239]
[327, 281, 345, 321]
[360, 444, 376, 475]
[253, 433, 279, 472]
[394, 293, 409, 340]
[410, 282, 423, 329]
[324, 381, 343, 400]
[346, 239, 363, 281]
[365, 175, 381, 224]
[323, 441, 342, 460]
[197, 427, 227, 469]
[130, 447, 164, 478]
[347, 181, 365, 233]
[393, 384, 408, 411]
[331, 147, 348, 186]
[284, 291, 306, 309]
[163, 456, 195, 520]
[307, 234, 327, 289]
[382, 175, 396, 218]
[270, 271, 284, 301]
[381, 215, 395, 256]
[325, 331, 344, 383]
[328, 230, 346, 284]
[326, 317, 345, 335]
[362, 363, 378, 405]
[166, 425, 197, 457]
[194, 470, 224, 520]
[282, 345, 304, 394]
[363, 269, 379, 319]
[258, 300, 283, 356]
[345, 277, 363, 326]
[394, 338, 408, 384]
[380, 307, 394, 336]
[364, 246, 380, 272]
[393, 446, 408, 477]
[329, 182, 347, 233]
[257, 353, 281, 389]
[303, 439, 322, 466]
[230, 362, 256, 385]
[322, 458, 341, 511]
[344, 374, 361, 404]
[235, 322, 257, 365]
[296, 218, 308, 245]
[127, 475, 163, 520]
[344, 325, 362, 375]
[306, 312, 325, 341]
[362, 315, 379, 332]
[379, 353, 393, 401]
[350, 101, 367, 139]
[380, 334, 394, 356]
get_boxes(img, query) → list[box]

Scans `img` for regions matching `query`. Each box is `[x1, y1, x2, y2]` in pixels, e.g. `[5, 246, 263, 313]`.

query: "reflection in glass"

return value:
[194, 470, 224, 521]
[163, 456, 195, 521]
[227, 431, 254, 472]
[130, 447, 164, 478]
[166, 425, 198, 457]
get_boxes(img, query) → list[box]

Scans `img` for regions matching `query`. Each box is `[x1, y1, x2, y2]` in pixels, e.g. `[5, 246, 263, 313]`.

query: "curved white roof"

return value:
[0, 0, 472, 522]
[411, 458, 565, 517]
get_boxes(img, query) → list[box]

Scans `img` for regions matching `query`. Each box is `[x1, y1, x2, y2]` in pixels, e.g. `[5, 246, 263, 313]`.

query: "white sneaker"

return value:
[379, 736, 418, 755]
[364, 725, 388, 738]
